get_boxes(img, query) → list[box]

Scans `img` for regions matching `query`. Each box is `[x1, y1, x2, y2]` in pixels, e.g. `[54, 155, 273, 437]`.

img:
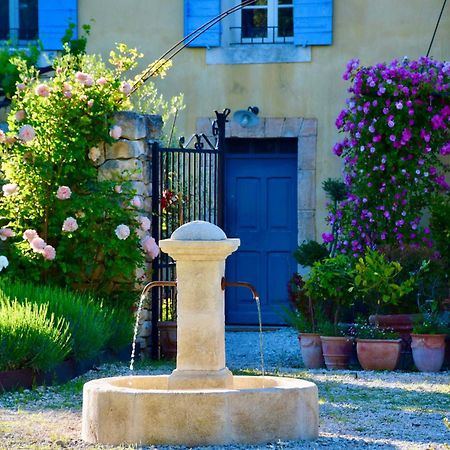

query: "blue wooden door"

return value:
[224, 150, 297, 325]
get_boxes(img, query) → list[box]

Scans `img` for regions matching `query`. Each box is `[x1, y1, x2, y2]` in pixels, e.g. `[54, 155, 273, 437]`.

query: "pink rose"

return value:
[75, 72, 93, 86]
[141, 235, 159, 259]
[115, 224, 130, 240]
[42, 245, 56, 260]
[2, 183, 19, 196]
[35, 84, 50, 97]
[0, 130, 5, 143]
[23, 229, 38, 242]
[17, 83, 26, 91]
[15, 110, 25, 121]
[19, 124, 36, 143]
[109, 125, 122, 140]
[131, 196, 143, 209]
[114, 185, 122, 194]
[96, 77, 107, 86]
[0, 228, 15, 241]
[119, 81, 132, 95]
[30, 237, 46, 252]
[56, 186, 72, 200]
[62, 217, 78, 232]
[87, 99, 94, 108]
[137, 215, 151, 231]
[88, 147, 102, 162]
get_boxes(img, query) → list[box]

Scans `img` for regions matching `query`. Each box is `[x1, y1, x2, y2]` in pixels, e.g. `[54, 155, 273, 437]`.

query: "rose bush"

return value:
[0, 45, 159, 305]
[329, 57, 449, 256]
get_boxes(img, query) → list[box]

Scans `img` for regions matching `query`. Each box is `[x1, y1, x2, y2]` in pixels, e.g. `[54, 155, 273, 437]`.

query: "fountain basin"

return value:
[82, 375, 318, 446]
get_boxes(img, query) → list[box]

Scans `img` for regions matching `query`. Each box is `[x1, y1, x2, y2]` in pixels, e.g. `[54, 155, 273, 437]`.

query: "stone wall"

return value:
[94, 111, 163, 356]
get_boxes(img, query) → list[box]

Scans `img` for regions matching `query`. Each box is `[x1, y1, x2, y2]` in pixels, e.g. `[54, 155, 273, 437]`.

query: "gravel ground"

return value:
[0, 328, 449, 450]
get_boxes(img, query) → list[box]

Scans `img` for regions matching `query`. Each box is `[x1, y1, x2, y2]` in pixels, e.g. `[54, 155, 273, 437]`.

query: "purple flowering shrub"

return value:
[330, 57, 449, 256]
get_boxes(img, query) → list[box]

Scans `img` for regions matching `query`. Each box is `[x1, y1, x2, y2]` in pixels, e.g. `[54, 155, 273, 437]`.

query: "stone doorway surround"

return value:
[196, 116, 317, 245]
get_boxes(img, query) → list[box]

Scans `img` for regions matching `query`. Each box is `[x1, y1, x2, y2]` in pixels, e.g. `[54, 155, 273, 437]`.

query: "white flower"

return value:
[0, 255, 9, 271]
[137, 215, 151, 231]
[109, 125, 122, 140]
[2, 183, 19, 196]
[115, 224, 130, 240]
[62, 217, 78, 233]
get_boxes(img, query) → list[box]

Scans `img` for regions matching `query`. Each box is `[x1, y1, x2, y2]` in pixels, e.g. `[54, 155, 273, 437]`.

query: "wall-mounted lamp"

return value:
[233, 106, 260, 128]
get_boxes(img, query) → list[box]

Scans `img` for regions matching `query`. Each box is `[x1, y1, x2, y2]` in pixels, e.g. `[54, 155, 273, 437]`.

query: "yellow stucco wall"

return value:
[79, 0, 450, 236]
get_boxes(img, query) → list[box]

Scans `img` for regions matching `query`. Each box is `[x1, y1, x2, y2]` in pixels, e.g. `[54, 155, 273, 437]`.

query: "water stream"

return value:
[254, 296, 265, 381]
[129, 291, 146, 371]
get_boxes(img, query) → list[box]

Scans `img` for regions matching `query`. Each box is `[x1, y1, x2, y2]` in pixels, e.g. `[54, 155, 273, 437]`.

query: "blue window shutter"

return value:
[294, 0, 333, 46]
[38, 0, 77, 50]
[184, 0, 220, 48]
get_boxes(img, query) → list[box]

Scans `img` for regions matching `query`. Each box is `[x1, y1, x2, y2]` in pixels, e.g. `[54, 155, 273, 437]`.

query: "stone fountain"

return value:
[82, 221, 318, 446]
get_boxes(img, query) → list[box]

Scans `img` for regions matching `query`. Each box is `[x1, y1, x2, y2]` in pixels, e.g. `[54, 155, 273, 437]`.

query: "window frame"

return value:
[239, 0, 294, 45]
[1, 0, 39, 45]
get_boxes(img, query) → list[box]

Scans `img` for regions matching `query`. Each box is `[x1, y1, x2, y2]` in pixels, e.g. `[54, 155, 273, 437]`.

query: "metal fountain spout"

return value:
[141, 280, 177, 296]
[221, 277, 260, 301]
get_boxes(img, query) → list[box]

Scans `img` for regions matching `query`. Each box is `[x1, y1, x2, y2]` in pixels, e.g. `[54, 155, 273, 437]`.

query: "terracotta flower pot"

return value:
[369, 313, 421, 370]
[158, 320, 177, 360]
[298, 333, 325, 369]
[356, 339, 402, 371]
[411, 334, 446, 372]
[320, 336, 353, 370]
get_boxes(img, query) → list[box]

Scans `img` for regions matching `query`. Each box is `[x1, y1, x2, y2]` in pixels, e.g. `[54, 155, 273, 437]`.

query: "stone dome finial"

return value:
[171, 221, 227, 241]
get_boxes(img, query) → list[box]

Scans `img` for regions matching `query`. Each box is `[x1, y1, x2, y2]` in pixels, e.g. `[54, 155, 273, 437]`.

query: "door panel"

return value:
[225, 153, 297, 325]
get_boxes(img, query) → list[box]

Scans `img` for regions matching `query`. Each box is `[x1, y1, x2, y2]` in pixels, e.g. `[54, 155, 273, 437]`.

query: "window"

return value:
[0, 0, 38, 42]
[184, 0, 333, 64]
[239, 0, 293, 44]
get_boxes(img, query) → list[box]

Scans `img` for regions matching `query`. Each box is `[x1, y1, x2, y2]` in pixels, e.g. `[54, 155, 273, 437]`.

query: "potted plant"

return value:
[286, 274, 324, 369]
[411, 301, 449, 372]
[352, 318, 402, 371]
[304, 254, 355, 370]
[352, 248, 423, 368]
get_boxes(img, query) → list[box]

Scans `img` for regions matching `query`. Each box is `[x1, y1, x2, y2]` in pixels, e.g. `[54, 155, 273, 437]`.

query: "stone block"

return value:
[139, 321, 152, 338]
[264, 118, 284, 137]
[282, 118, 303, 137]
[146, 115, 163, 140]
[298, 136, 317, 170]
[113, 111, 147, 140]
[300, 118, 318, 137]
[98, 159, 143, 181]
[105, 140, 145, 160]
[247, 117, 266, 138]
[229, 119, 248, 138]
[143, 196, 153, 213]
[129, 181, 148, 197]
[297, 170, 315, 210]
[298, 209, 316, 243]
[138, 308, 151, 322]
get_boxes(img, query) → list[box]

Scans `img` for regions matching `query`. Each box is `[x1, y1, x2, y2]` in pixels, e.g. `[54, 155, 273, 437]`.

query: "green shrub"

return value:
[0, 42, 41, 98]
[0, 298, 71, 371]
[293, 240, 329, 267]
[0, 45, 149, 303]
[0, 279, 115, 361]
[105, 305, 134, 351]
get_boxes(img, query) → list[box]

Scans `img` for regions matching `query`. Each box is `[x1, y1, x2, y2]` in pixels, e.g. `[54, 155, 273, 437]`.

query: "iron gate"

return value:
[150, 110, 229, 358]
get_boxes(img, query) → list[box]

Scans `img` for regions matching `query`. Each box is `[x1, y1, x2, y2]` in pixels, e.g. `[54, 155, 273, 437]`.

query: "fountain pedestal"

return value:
[81, 221, 319, 446]
[160, 226, 239, 389]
